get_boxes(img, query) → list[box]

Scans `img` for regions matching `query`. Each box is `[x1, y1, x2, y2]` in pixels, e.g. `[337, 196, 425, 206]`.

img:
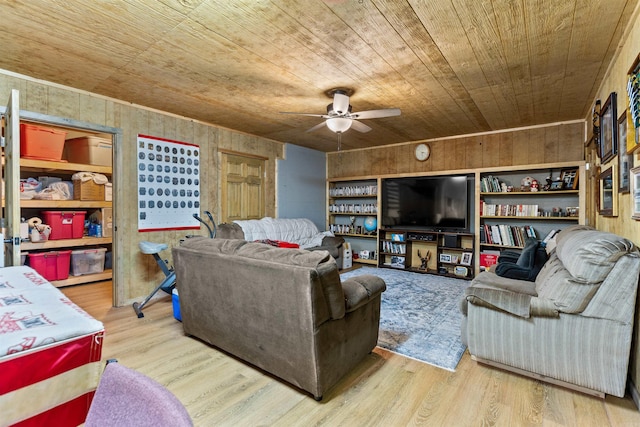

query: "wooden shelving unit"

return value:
[378, 229, 475, 280]
[327, 178, 379, 265]
[14, 129, 113, 287]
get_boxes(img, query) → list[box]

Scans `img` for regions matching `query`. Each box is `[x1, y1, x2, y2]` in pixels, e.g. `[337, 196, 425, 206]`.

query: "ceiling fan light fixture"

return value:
[326, 117, 352, 133]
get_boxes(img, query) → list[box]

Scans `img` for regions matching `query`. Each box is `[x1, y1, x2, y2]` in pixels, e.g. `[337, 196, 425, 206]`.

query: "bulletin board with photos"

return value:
[137, 134, 201, 231]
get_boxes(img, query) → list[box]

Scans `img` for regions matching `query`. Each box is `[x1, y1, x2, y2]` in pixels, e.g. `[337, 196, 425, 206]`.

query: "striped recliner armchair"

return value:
[461, 225, 640, 397]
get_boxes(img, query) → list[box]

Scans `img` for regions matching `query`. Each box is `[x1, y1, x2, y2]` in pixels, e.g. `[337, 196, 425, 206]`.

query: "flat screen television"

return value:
[381, 175, 471, 231]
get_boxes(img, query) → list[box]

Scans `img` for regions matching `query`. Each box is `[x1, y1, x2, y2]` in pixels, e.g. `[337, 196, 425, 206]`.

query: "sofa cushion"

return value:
[182, 236, 247, 253]
[236, 241, 331, 267]
[535, 252, 600, 313]
[555, 226, 636, 283]
[215, 222, 244, 239]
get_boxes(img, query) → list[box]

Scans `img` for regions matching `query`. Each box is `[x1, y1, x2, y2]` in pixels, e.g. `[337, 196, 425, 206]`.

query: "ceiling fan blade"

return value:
[350, 120, 372, 133]
[350, 108, 401, 120]
[305, 121, 327, 133]
[280, 111, 329, 118]
[333, 92, 350, 115]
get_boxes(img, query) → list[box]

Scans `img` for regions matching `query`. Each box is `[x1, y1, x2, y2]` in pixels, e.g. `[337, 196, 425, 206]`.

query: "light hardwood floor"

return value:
[63, 281, 640, 427]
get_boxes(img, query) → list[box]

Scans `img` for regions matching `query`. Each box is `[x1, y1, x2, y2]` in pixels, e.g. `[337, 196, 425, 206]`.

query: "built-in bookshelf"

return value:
[478, 162, 585, 270]
[327, 178, 380, 265]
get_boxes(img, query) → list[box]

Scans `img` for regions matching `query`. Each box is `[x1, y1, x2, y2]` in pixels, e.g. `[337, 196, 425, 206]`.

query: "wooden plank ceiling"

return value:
[0, 0, 637, 152]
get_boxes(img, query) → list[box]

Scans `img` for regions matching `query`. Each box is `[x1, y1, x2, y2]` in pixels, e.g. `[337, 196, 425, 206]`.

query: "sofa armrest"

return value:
[342, 274, 386, 313]
[308, 236, 345, 259]
[321, 235, 345, 248]
[465, 287, 531, 318]
[465, 287, 559, 318]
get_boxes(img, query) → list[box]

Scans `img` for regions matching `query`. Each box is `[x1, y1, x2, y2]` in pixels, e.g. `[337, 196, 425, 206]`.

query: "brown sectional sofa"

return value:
[461, 225, 640, 397]
[172, 237, 386, 400]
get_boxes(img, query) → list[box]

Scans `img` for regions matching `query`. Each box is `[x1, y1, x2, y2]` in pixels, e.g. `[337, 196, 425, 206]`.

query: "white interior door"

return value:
[4, 89, 21, 266]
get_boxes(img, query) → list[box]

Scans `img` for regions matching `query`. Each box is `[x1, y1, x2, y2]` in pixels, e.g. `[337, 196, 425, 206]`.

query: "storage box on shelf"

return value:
[70, 247, 106, 276]
[73, 178, 106, 200]
[64, 136, 112, 166]
[27, 250, 72, 281]
[327, 179, 379, 265]
[41, 210, 86, 240]
[20, 123, 66, 161]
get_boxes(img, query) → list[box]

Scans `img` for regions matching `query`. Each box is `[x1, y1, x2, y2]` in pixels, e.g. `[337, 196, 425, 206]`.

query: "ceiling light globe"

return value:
[326, 117, 352, 133]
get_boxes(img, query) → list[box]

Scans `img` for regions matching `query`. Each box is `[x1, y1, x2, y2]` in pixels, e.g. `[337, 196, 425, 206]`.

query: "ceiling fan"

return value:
[281, 88, 401, 140]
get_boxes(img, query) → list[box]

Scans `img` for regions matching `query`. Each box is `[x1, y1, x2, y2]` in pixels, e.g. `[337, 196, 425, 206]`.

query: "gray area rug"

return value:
[341, 266, 470, 371]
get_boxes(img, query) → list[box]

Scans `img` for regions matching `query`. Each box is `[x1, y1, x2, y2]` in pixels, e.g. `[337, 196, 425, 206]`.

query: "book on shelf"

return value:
[480, 175, 503, 193]
[480, 202, 539, 217]
[483, 224, 536, 247]
[382, 241, 406, 254]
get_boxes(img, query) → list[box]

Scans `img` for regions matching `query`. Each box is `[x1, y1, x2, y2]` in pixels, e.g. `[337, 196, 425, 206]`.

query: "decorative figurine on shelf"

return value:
[530, 179, 540, 192]
[520, 176, 533, 191]
[543, 176, 553, 191]
[501, 182, 508, 192]
[417, 249, 431, 271]
[349, 216, 356, 234]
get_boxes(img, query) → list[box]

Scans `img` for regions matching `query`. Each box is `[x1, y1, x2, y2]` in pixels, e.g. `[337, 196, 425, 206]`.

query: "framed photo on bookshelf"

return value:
[560, 168, 579, 190]
[599, 92, 618, 163]
[439, 254, 452, 263]
[460, 252, 473, 266]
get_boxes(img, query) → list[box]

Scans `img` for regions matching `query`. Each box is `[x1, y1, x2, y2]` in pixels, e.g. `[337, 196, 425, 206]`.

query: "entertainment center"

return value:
[378, 229, 475, 279]
[327, 161, 586, 279]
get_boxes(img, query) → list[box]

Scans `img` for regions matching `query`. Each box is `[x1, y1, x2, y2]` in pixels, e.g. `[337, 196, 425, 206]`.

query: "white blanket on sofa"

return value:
[233, 217, 333, 249]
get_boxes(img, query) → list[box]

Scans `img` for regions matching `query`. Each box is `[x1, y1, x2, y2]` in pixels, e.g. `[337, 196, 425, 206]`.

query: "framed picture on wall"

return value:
[632, 166, 640, 220]
[599, 92, 618, 163]
[598, 165, 618, 217]
[618, 111, 632, 193]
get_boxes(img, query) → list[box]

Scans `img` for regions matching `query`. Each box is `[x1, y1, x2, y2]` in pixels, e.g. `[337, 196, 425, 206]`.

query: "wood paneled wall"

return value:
[0, 70, 283, 306]
[327, 121, 584, 179]
[584, 5, 640, 401]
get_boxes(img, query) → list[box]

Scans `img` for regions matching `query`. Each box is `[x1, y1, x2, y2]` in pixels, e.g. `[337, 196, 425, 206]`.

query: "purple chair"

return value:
[85, 361, 193, 427]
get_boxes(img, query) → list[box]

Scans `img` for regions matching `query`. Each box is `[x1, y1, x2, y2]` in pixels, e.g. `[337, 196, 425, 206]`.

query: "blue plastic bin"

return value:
[172, 288, 182, 322]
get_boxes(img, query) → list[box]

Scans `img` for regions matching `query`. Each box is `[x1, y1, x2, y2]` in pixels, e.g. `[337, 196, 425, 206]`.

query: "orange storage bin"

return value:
[28, 250, 72, 281]
[20, 123, 66, 161]
[42, 211, 86, 240]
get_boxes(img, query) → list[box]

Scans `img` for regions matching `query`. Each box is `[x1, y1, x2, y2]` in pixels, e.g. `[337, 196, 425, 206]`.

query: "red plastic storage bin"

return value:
[28, 250, 72, 281]
[41, 211, 87, 240]
[20, 123, 66, 161]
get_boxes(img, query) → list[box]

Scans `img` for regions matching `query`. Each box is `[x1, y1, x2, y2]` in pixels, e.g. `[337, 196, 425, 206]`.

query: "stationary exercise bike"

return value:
[133, 211, 216, 318]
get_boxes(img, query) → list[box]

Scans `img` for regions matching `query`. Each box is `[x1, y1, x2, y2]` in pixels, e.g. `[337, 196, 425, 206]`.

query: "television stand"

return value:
[378, 228, 475, 280]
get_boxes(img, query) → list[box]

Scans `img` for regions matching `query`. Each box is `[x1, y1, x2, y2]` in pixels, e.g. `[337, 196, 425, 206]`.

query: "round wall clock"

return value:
[415, 143, 430, 161]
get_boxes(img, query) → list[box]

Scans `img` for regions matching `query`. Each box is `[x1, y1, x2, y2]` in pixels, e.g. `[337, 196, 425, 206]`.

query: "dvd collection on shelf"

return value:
[381, 240, 406, 254]
[480, 201, 540, 217]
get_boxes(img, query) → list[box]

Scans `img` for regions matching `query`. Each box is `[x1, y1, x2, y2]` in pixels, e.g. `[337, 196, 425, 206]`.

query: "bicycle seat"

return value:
[139, 241, 168, 255]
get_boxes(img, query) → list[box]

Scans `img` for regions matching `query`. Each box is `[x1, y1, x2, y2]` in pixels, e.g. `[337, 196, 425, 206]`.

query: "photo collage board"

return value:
[137, 134, 201, 231]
